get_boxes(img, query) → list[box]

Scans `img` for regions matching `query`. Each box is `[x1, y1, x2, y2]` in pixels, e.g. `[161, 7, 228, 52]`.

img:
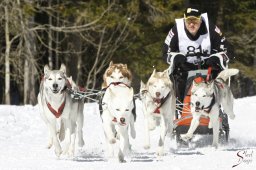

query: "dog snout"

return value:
[120, 117, 125, 124]
[156, 92, 161, 97]
[53, 83, 58, 89]
[195, 101, 200, 106]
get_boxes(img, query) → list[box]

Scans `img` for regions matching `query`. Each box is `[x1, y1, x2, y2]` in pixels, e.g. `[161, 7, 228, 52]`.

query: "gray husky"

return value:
[181, 68, 239, 148]
[140, 69, 176, 156]
[37, 64, 84, 157]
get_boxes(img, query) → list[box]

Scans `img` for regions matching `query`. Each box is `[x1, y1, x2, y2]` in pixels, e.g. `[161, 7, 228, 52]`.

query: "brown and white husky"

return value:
[102, 61, 132, 89]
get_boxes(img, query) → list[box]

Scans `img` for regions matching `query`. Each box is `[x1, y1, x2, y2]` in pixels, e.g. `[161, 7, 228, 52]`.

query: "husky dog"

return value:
[181, 69, 239, 148]
[140, 69, 176, 156]
[37, 64, 84, 157]
[102, 61, 132, 89]
[101, 83, 135, 162]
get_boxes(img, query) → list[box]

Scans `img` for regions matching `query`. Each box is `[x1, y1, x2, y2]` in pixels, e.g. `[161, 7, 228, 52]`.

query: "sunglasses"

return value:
[184, 16, 201, 24]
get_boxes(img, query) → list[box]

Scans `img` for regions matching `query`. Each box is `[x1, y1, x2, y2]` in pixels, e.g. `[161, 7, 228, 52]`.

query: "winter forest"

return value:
[0, 0, 255, 105]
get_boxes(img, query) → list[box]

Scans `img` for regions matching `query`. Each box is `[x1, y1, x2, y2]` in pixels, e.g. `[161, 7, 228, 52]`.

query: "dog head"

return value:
[191, 80, 215, 112]
[147, 69, 172, 101]
[102, 61, 132, 88]
[43, 64, 67, 94]
[107, 85, 134, 126]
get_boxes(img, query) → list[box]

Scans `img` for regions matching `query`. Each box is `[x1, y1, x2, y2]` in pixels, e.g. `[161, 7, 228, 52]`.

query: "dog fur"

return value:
[102, 61, 132, 89]
[140, 69, 176, 156]
[101, 83, 135, 162]
[180, 68, 239, 148]
[37, 64, 84, 157]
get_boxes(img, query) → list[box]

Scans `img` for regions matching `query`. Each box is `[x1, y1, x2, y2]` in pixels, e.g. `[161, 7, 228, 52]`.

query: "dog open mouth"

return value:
[51, 88, 60, 94]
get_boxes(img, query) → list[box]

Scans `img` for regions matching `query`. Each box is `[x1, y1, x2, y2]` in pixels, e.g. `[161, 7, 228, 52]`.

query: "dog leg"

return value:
[103, 122, 116, 144]
[144, 118, 151, 149]
[77, 106, 85, 147]
[157, 116, 167, 156]
[130, 114, 136, 139]
[181, 114, 200, 141]
[46, 127, 53, 149]
[118, 127, 129, 163]
[48, 121, 62, 157]
[67, 121, 77, 157]
[62, 120, 72, 155]
[210, 114, 220, 148]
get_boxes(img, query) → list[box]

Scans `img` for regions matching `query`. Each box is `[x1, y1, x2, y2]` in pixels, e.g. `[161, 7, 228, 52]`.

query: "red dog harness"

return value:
[46, 98, 66, 118]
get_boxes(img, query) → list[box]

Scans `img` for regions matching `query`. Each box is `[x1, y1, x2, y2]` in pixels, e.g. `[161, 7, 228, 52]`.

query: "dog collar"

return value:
[203, 94, 215, 113]
[46, 98, 66, 118]
[153, 92, 170, 114]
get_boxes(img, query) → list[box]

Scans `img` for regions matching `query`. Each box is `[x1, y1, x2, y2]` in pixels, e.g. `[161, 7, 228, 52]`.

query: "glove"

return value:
[167, 52, 186, 75]
[167, 52, 186, 65]
[208, 52, 229, 70]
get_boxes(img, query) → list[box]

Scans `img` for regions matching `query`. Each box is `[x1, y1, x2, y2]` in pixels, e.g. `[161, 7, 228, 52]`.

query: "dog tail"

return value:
[59, 120, 65, 142]
[216, 68, 239, 81]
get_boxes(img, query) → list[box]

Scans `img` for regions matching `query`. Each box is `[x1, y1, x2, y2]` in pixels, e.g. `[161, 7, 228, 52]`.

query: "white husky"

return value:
[101, 83, 135, 162]
[37, 64, 84, 157]
[140, 69, 176, 156]
[181, 68, 239, 148]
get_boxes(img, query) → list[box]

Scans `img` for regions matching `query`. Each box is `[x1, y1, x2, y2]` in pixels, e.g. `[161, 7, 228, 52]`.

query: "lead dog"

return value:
[181, 69, 239, 148]
[100, 61, 136, 141]
[101, 83, 135, 162]
[37, 64, 84, 157]
[140, 69, 176, 156]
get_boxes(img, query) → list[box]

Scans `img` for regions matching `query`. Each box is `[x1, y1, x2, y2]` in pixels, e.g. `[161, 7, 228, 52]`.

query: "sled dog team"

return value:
[38, 61, 239, 162]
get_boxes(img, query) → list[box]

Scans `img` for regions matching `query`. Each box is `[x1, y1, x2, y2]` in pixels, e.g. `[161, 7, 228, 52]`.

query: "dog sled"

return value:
[170, 53, 232, 146]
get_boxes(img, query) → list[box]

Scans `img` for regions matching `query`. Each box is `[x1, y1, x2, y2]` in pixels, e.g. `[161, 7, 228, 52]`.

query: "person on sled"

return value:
[162, 7, 231, 102]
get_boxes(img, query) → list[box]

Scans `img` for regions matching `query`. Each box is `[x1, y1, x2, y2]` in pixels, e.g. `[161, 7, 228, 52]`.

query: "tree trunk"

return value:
[48, 0, 53, 69]
[24, 60, 29, 104]
[4, 6, 11, 104]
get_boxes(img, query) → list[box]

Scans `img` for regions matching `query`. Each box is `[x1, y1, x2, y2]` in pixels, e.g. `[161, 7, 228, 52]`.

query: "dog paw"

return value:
[55, 149, 62, 157]
[156, 147, 164, 156]
[78, 139, 85, 147]
[109, 138, 116, 144]
[229, 114, 235, 120]
[180, 134, 192, 142]
[46, 143, 53, 149]
[212, 143, 218, 149]
[144, 144, 150, 150]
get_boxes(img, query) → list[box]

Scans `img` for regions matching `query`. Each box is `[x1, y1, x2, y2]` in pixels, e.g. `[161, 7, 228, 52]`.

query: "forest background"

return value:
[0, 0, 255, 105]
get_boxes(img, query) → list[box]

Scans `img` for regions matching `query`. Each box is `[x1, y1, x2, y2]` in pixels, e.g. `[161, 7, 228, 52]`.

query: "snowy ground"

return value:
[0, 96, 255, 170]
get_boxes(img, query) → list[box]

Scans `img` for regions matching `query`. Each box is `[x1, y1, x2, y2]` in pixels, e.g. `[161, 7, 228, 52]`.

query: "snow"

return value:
[0, 96, 256, 170]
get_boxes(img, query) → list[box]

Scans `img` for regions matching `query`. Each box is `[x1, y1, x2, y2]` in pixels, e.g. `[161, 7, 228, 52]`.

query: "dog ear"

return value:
[140, 81, 146, 89]
[60, 64, 66, 74]
[150, 69, 156, 77]
[163, 69, 169, 78]
[44, 65, 50, 75]
[123, 64, 128, 69]
[129, 88, 134, 100]
[207, 81, 215, 89]
[109, 61, 113, 67]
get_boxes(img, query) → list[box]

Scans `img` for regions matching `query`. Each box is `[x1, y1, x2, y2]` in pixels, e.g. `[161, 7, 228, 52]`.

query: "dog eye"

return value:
[58, 78, 62, 80]
[120, 76, 124, 79]
[110, 76, 114, 78]
[116, 109, 120, 111]
[48, 78, 52, 80]
[203, 95, 206, 97]
[125, 109, 129, 111]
